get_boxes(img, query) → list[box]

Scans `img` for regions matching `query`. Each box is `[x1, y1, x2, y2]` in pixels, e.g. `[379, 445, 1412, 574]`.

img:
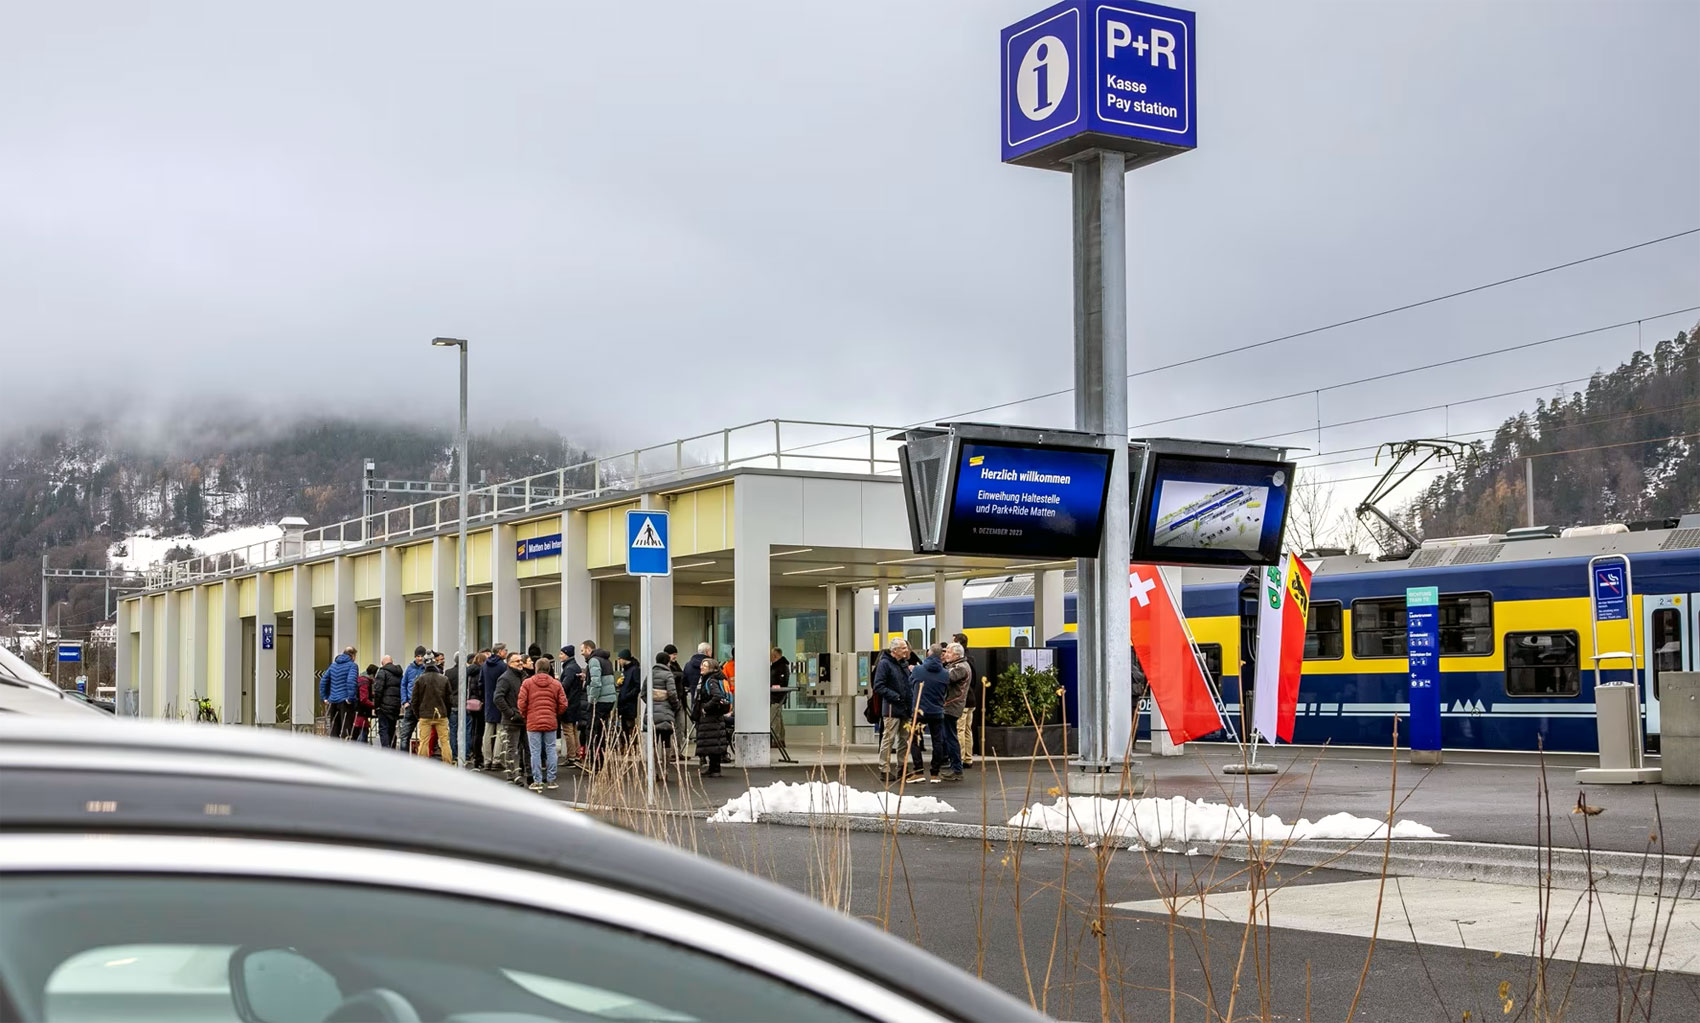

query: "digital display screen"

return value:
[941, 440, 1114, 558]
[1133, 453, 1293, 567]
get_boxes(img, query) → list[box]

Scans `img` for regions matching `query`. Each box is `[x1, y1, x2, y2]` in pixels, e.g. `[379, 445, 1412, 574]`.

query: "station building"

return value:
[114, 421, 1069, 765]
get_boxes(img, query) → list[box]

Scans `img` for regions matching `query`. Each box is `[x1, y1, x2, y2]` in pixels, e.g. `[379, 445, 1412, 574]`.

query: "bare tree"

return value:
[1287, 475, 1373, 555]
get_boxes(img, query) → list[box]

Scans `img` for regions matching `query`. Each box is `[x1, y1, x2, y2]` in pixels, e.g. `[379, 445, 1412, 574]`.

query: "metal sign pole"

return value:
[1070, 149, 1133, 789]
[643, 573, 656, 807]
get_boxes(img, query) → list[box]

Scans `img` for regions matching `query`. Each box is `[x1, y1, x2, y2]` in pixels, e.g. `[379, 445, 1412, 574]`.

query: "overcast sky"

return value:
[3, 0, 1697, 508]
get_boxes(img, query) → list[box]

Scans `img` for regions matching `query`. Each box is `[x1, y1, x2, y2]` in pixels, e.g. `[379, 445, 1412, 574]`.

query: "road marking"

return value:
[1110, 876, 1699, 975]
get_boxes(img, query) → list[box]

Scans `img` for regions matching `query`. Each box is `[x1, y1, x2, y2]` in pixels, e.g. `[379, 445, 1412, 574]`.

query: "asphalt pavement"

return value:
[682, 823, 1700, 1023]
[519, 742, 1700, 856]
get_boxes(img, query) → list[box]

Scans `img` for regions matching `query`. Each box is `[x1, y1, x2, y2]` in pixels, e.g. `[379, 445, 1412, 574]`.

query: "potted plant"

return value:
[981, 662, 1075, 758]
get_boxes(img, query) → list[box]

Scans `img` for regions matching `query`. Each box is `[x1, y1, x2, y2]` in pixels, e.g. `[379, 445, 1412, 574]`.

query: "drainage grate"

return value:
[1660, 528, 1700, 551]
[1451, 545, 1504, 565]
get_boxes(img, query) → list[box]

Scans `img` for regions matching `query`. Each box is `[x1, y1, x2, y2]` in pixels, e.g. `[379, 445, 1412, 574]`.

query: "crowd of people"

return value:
[869, 632, 979, 784]
[320, 634, 980, 790]
[317, 639, 772, 790]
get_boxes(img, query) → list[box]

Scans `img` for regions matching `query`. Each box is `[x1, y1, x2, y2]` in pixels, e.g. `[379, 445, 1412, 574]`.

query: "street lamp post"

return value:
[433, 337, 470, 770]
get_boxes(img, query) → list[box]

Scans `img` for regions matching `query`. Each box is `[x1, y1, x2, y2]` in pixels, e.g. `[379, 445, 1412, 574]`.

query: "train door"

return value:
[1643, 594, 1692, 741]
[901, 613, 936, 650]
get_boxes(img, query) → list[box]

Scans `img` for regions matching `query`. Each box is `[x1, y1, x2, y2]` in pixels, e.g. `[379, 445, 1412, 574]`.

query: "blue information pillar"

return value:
[1406, 586, 1442, 757]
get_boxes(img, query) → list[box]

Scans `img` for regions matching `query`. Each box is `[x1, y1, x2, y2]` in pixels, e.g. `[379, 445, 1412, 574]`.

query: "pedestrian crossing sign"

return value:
[626, 510, 670, 576]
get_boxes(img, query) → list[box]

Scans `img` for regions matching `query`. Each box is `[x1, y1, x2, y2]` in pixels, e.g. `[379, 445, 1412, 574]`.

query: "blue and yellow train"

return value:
[882, 522, 1699, 753]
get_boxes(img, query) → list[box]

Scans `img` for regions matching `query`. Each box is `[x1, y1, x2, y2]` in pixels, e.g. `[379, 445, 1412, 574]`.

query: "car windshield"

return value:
[0, 875, 870, 1023]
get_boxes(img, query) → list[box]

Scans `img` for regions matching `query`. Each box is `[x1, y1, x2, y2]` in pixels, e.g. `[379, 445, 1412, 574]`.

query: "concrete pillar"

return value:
[732, 484, 772, 767]
[291, 566, 315, 728]
[876, 583, 890, 650]
[562, 509, 594, 648]
[162, 589, 183, 718]
[935, 573, 965, 645]
[1034, 570, 1065, 644]
[853, 587, 875, 653]
[432, 536, 457, 656]
[221, 581, 241, 723]
[491, 523, 521, 650]
[255, 573, 277, 725]
[136, 598, 155, 718]
[639, 494, 675, 659]
[187, 585, 209, 704]
[332, 556, 357, 655]
[115, 599, 134, 716]
[379, 547, 405, 663]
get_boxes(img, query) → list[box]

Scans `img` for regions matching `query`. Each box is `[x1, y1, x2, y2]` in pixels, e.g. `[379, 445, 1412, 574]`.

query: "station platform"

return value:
[541, 741, 1698, 865]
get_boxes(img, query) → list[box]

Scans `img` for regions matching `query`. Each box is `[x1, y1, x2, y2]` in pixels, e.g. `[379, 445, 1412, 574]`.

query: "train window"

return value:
[1438, 592, 1494, 657]
[1192, 643, 1223, 683]
[1650, 609, 1684, 699]
[1305, 601, 1343, 660]
[1352, 593, 1495, 659]
[1504, 631, 1580, 697]
[1351, 598, 1407, 658]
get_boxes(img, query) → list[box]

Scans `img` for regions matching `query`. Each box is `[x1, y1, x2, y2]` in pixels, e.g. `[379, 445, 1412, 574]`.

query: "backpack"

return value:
[863, 689, 881, 724]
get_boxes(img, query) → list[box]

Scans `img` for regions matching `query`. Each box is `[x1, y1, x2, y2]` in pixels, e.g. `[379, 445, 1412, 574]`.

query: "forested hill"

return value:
[1402, 325, 1699, 538]
[0, 416, 591, 626]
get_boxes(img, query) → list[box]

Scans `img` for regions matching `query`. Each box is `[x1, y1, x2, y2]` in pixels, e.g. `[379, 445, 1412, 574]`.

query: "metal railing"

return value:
[142, 419, 904, 590]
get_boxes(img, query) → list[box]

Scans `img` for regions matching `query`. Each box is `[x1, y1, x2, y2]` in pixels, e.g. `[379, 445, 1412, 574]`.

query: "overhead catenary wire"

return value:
[921, 230, 1700, 426]
[1290, 401, 1700, 473]
[1129, 306, 1700, 432]
[1242, 356, 1700, 447]
[1294, 431, 1700, 488]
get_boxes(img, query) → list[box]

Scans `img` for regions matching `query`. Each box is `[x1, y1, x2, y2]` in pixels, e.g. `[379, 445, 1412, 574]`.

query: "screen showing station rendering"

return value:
[1133, 453, 1294, 567]
[942, 440, 1114, 558]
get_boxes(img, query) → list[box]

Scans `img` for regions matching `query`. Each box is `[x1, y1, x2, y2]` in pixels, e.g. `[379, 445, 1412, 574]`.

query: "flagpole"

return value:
[1155, 565, 1240, 746]
[1221, 557, 1279, 777]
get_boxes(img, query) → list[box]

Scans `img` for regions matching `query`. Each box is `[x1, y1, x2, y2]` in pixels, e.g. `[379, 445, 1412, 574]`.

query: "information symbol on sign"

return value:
[1017, 35, 1070, 120]
[631, 519, 664, 548]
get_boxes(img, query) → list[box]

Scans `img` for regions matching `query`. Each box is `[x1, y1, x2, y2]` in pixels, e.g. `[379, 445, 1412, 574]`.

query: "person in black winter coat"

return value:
[694, 661, 732, 777]
[492, 651, 530, 784]
[453, 651, 486, 768]
[480, 644, 510, 768]
[558, 645, 588, 765]
[616, 649, 642, 736]
[370, 657, 404, 749]
[872, 641, 921, 780]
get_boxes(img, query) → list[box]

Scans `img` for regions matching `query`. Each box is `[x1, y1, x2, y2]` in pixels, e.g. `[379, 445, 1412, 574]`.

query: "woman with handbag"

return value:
[694, 660, 732, 778]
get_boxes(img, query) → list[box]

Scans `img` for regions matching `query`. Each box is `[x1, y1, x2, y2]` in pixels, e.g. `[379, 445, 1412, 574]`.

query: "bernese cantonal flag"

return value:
[1129, 564, 1224, 744]
[1252, 554, 1313, 744]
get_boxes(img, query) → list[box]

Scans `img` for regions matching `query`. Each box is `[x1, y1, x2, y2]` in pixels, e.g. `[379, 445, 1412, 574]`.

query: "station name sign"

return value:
[516, 534, 563, 561]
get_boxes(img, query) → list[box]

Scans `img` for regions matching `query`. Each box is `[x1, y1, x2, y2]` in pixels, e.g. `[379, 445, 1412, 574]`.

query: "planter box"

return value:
[982, 724, 1075, 759]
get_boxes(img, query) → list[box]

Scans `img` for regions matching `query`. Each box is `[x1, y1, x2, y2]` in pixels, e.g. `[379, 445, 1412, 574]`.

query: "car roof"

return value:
[0, 718, 1047, 1022]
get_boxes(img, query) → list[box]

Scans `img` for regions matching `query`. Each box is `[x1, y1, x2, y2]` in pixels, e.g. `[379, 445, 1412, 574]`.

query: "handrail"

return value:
[141, 419, 905, 590]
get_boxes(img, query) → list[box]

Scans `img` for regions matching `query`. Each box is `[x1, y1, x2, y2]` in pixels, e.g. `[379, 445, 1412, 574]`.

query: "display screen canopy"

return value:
[1130, 440, 1294, 567]
[898, 424, 1114, 559]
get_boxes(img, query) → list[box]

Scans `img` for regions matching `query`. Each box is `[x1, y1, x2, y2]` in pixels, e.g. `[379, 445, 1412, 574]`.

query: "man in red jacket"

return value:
[517, 656, 567, 792]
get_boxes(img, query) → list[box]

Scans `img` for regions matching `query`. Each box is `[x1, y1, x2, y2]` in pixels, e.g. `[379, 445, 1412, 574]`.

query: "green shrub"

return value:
[986, 663, 1062, 727]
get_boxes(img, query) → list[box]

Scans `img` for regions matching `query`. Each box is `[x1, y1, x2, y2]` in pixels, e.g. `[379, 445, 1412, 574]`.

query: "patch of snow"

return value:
[1006, 795, 1445, 847]
[708, 781, 955, 824]
[110, 523, 284, 572]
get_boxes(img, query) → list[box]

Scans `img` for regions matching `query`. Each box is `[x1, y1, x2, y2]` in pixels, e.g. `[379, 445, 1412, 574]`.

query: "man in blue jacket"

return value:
[398, 646, 427, 753]
[873, 639, 920, 782]
[909, 645, 953, 783]
[319, 646, 361, 740]
[480, 643, 510, 769]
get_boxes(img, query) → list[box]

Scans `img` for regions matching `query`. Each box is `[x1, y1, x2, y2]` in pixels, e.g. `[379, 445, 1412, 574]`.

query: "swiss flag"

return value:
[1129, 563, 1224, 744]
